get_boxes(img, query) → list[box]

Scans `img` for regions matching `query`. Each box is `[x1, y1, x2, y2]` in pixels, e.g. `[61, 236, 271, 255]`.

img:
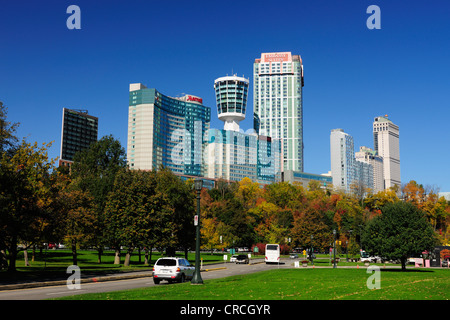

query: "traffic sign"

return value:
[194, 215, 198, 226]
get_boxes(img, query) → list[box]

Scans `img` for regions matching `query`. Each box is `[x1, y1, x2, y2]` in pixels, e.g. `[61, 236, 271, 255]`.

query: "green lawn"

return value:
[54, 268, 450, 300]
[0, 249, 229, 283]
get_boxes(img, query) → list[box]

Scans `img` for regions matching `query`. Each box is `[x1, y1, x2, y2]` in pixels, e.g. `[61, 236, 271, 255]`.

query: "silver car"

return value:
[152, 257, 195, 284]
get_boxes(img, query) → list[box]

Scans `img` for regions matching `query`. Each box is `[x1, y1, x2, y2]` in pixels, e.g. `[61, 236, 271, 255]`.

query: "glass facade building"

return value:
[127, 83, 211, 176]
[204, 128, 281, 184]
[282, 170, 332, 190]
[60, 108, 98, 165]
[330, 128, 374, 193]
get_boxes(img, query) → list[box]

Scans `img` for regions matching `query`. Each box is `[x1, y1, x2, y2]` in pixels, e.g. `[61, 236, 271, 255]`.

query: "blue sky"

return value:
[1, 0, 449, 192]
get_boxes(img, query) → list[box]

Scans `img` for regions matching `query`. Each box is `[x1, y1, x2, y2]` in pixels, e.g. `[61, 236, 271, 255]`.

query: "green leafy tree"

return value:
[104, 169, 175, 266]
[154, 167, 195, 257]
[0, 140, 55, 272]
[361, 201, 437, 271]
[71, 135, 127, 263]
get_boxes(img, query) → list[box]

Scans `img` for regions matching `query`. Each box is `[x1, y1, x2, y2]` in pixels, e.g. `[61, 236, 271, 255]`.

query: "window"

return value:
[156, 259, 176, 266]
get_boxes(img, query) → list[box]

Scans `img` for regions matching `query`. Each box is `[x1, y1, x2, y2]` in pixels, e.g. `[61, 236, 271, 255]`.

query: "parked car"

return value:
[152, 257, 195, 284]
[236, 254, 249, 264]
[290, 253, 298, 259]
[48, 243, 57, 249]
[442, 259, 449, 268]
[230, 255, 238, 263]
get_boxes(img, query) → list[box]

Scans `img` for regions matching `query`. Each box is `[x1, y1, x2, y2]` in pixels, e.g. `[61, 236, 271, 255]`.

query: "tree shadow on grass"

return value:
[380, 268, 434, 273]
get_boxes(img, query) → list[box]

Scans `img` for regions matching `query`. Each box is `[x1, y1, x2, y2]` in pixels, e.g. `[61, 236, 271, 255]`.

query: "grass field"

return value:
[0, 249, 228, 283]
[54, 268, 450, 300]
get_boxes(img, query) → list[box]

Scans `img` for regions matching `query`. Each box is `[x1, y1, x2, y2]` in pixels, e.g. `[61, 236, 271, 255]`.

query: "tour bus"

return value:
[265, 244, 280, 264]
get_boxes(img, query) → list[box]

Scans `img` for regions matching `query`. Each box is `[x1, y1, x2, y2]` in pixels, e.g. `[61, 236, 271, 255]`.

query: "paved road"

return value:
[0, 258, 296, 300]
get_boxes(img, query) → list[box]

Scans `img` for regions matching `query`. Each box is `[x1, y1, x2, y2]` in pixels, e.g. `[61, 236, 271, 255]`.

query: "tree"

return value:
[361, 201, 437, 271]
[71, 135, 127, 263]
[402, 180, 426, 208]
[154, 167, 195, 257]
[0, 101, 19, 154]
[61, 188, 96, 265]
[0, 140, 55, 272]
[201, 217, 228, 254]
[364, 189, 399, 211]
[105, 169, 167, 266]
[264, 182, 303, 210]
[235, 177, 261, 210]
[291, 206, 333, 251]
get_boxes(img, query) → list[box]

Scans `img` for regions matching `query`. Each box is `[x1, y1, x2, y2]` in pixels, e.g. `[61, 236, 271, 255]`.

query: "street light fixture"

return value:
[191, 178, 203, 285]
[333, 229, 337, 269]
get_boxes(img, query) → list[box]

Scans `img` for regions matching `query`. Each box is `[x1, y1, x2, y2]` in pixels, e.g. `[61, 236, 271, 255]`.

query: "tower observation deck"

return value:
[214, 75, 249, 131]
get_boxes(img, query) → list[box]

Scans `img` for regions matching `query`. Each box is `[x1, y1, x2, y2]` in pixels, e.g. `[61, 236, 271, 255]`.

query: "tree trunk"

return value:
[24, 249, 30, 266]
[166, 247, 175, 257]
[97, 247, 103, 264]
[0, 249, 8, 270]
[124, 247, 134, 267]
[114, 248, 121, 264]
[144, 247, 149, 265]
[401, 256, 407, 271]
[71, 239, 77, 265]
[7, 235, 18, 272]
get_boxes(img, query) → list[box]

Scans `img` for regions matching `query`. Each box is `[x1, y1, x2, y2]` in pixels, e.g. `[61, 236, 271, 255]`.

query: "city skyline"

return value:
[1, 1, 449, 191]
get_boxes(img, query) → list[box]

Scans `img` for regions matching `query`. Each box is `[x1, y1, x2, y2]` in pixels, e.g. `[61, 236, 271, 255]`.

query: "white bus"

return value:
[265, 244, 280, 264]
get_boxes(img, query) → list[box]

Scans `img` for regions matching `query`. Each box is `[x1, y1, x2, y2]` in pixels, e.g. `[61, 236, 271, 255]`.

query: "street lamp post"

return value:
[333, 229, 337, 268]
[310, 235, 314, 266]
[346, 240, 349, 262]
[191, 179, 203, 285]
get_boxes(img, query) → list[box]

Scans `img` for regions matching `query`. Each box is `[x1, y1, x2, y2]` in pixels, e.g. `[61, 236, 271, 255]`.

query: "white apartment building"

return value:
[253, 52, 304, 172]
[330, 129, 374, 193]
[330, 129, 356, 192]
[355, 146, 384, 193]
[373, 115, 401, 190]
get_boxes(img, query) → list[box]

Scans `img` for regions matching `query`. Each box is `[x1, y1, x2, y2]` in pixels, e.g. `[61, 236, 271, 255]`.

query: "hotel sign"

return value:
[186, 95, 203, 104]
[261, 52, 291, 63]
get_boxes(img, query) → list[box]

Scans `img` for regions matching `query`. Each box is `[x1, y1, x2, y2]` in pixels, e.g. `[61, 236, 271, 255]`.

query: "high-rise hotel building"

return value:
[59, 108, 98, 166]
[330, 129, 373, 193]
[253, 52, 304, 172]
[373, 115, 400, 190]
[127, 83, 211, 176]
[205, 75, 282, 184]
[355, 146, 384, 193]
[330, 129, 357, 192]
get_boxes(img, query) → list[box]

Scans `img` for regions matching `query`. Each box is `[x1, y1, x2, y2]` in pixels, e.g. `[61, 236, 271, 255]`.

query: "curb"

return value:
[0, 272, 154, 291]
[0, 259, 266, 291]
[201, 267, 227, 272]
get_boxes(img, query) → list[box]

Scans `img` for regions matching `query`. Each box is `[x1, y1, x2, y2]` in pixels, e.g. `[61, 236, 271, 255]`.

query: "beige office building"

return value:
[373, 115, 400, 190]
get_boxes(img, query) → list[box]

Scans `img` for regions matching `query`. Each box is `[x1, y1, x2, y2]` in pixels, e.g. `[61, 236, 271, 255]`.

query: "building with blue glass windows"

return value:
[127, 83, 210, 176]
[203, 75, 282, 184]
[204, 128, 282, 184]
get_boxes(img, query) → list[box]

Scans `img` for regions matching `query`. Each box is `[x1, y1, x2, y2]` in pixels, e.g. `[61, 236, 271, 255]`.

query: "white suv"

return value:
[152, 257, 195, 284]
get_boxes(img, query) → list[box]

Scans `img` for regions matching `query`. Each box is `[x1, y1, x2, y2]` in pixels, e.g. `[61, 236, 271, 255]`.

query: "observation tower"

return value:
[214, 75, 249, 131]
